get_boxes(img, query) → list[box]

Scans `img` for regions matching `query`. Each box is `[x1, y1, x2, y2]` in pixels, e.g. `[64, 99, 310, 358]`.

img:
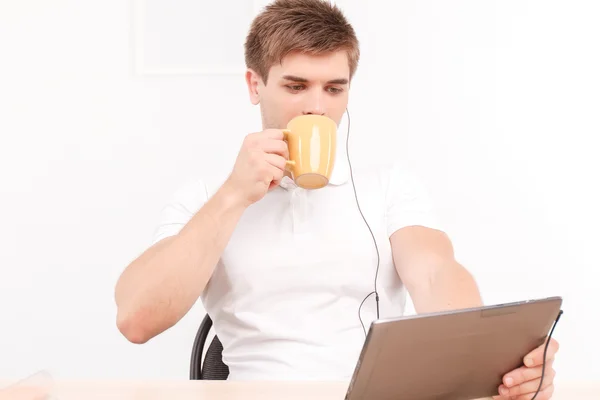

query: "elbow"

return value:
[401, 256, 444, 294]
[116, 309, 152, 345]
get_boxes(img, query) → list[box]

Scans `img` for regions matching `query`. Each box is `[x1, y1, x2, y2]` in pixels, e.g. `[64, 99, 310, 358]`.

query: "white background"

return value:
[0, 0, 598, 384]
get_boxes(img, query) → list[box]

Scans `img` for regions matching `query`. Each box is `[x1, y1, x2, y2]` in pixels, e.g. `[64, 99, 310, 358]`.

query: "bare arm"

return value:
[114, 128, 290, 344]
[114, 183, 246, 344]
[392, 227, 562, 400]
[390, 226, 483, 313]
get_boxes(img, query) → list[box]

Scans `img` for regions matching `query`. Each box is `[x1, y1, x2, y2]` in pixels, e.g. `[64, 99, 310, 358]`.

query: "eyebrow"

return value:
[282, 75, 349, 85]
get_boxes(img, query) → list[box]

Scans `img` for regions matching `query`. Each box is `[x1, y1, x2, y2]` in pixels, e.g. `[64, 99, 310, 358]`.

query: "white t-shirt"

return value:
[152, 158, 442, 381]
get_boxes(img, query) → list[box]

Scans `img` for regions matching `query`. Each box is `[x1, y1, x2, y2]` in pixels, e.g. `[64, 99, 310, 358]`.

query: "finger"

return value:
[498, 369, 555, 397]
[264, 157, 285, 179]
[510, 383, 554, 400]
[264, 154, 287, 171]
[524, 338, 559, 367]
[502, 359, 554, 387]
[260, 139, 289, 158]
[244, 130, 285, 150]
[260, 129, 287, 140]
[267, 163, 285, 189]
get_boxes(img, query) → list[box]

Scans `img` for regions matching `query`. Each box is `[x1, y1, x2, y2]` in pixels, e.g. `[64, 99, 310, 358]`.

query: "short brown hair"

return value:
[244, 0, 360, 83]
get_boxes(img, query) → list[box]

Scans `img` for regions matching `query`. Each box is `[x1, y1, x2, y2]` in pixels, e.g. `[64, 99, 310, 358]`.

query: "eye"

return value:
[286, 84, 305, 92]
[327, 87, 344, 94]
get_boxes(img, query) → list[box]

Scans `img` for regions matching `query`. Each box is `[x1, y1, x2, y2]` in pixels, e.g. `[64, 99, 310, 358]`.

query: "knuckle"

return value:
[256, 161, 267, 172]
[268, 129, 284, 139]
[518, 369, 528, 383]
[244, 134, 259, 148]
[513, 384, 525, 396]
[280, 141, 289, 154]
[248, 151, 261, 164]
[274, 166, 284, 178]
[258, 163, 269, 175]
[277, 156, 287, 169]
[541, 384, 554, 399]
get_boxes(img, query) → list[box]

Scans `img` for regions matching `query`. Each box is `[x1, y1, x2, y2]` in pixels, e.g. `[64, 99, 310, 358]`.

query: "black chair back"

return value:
[189, 314, 229, 380]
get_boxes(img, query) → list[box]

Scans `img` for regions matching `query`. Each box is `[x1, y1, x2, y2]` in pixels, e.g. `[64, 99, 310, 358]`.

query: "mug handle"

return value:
[282, 129, 295, 169]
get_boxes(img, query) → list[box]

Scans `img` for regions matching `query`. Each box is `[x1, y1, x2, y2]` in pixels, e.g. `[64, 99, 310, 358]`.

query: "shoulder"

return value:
[367, 161, 443, 237]
[384, 162, 431, 199]
[168, 177, 210, 211]
[353, 161, 427, 195]
[151, 177, 210, 244]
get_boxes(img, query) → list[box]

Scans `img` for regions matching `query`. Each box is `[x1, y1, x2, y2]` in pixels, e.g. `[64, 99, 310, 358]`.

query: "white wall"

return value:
[0, 0, 598, 383]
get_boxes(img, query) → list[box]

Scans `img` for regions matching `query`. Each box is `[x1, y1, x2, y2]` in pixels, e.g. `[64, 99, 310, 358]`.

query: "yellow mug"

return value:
[282, 114, 337, 190]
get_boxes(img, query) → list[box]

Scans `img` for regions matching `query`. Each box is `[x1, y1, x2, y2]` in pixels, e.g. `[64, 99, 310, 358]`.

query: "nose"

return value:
[302, 89, 325, 116]
[303, 109, 325, 116]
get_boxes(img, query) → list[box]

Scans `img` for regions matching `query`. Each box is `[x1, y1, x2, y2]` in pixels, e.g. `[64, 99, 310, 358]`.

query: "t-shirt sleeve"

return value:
[152, 179, 209, 245]
[385, 163, 444, 237]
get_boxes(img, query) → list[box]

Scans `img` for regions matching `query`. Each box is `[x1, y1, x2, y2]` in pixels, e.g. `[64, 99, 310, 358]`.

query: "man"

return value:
[115, 0, 559, 398]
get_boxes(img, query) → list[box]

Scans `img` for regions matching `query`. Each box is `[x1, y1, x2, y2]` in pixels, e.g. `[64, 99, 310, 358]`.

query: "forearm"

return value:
[115, 183, 246, 343]
[409, 261, 483, 314]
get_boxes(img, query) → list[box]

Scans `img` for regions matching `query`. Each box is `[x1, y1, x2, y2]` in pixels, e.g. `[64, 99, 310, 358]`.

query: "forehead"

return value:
[269, 50, 350, 82]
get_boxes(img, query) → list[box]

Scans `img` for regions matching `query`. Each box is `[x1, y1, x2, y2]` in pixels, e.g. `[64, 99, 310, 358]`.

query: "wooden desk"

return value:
[1, 380, 597, 400]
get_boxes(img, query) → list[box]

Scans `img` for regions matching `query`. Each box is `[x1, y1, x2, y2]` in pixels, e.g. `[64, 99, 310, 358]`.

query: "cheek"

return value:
[326, 90, 348, 106]
[267, 90, 301, 108]
[277, 93, 306, 117]
[326, 98, 348, 119]
[263, 97, 302, 126]
[286, 94, 306, 107]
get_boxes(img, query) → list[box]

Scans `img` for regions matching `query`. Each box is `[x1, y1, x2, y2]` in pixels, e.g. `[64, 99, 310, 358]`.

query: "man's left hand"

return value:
[493, 338, 559, 399]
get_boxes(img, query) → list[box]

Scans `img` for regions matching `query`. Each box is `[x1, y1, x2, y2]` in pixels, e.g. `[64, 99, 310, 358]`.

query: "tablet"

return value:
[345, 296, 563, 400]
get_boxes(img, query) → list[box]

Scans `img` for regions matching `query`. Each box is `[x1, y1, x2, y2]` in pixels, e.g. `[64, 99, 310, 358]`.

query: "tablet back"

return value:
[345, 296, 563, 400]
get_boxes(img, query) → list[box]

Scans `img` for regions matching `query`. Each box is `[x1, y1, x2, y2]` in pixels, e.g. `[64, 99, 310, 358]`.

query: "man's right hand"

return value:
[116, 132, 290, 345]
[224, 129, 290, 206]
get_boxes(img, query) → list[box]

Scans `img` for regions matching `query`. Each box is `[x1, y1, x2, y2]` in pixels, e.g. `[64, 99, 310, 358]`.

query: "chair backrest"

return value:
[189, 314, 229, 380]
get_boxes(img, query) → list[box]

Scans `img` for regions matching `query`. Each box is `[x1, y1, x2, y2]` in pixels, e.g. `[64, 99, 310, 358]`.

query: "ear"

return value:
[245, 69, 262, 105]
